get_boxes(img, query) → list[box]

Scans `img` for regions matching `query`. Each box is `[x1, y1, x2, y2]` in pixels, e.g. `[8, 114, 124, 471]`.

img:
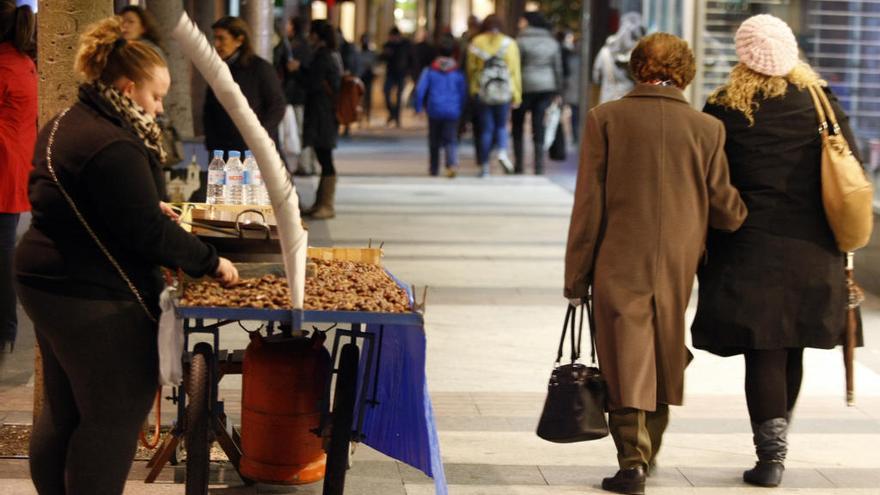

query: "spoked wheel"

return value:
[186, 343, 213, 495]
[323, 343, 359, 495]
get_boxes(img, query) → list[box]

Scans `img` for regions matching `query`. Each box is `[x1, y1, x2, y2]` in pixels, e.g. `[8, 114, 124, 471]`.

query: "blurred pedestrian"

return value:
[282, 16, 315, 176]
[512, 11, 562, 175]
[691, 14, 862, 489]
[119, 5, 165, 57]
[593, 12, 644, 104]
[203, 16, 286, 156]
[357, 33, 378, 124]
[466, 14, 521, 177]
[411, 30, 437, 91]
[290, 20, 342, 220]
[381, 26, 412, 127]
[414, 38, 467, 177]
[16, 17, 237, 494]
[558, 29, 581, 142]
[565, 33, 746, 495]
[0, 0, 36, 353]
[458, 15, 483, 165]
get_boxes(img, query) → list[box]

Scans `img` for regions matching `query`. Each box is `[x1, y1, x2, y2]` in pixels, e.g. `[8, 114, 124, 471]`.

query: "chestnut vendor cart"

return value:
[144, 254, 428, 495]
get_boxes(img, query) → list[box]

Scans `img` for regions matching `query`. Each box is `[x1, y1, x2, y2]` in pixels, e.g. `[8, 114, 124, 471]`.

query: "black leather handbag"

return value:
[536, 301, 608, 443]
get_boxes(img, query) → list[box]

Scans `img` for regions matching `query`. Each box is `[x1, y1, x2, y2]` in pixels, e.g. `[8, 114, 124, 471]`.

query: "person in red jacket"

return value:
[0, 0, 37, 353]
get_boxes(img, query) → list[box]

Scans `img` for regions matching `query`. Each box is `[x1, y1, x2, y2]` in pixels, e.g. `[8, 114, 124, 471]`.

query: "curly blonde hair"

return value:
[708, 62, 825, 125]
[75, 16, 165, 84]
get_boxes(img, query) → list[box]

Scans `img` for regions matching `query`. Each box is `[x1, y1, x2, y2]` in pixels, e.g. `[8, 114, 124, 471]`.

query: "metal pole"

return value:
[689, 0, 706, 108]
[577, 0, 593, 143]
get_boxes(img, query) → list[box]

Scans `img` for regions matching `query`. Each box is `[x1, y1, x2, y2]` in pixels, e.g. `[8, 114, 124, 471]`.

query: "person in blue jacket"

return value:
[415, 38, 468, 177]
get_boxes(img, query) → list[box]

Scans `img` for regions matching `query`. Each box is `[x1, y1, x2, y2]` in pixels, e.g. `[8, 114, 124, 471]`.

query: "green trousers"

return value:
[609, 404, 670, 469]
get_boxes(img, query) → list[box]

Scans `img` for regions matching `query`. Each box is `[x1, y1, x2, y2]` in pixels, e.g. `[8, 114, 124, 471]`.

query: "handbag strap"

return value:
[555, 304, 577, 364]
[806, 85, 841, 136]
[46, 108, 158, 324]
[584, 291, 599, 366]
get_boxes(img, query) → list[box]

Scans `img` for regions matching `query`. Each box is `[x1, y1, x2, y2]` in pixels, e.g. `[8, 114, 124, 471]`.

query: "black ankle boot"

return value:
[601, 465, 646, 495]
[743, 417, 788, 487]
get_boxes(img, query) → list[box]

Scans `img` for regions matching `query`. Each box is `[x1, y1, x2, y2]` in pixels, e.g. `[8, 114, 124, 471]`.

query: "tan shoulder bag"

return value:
[806, 85, 874, 252]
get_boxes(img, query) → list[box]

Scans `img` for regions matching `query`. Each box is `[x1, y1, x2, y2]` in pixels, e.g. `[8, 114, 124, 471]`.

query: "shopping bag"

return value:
[279, 104, 302, 155]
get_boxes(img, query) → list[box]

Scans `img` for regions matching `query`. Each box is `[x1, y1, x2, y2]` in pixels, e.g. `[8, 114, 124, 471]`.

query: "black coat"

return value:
[16, 85, 219, 311]
[691, 84, 861, 356]
[298, 46, 341, 150]
[203, 51, 287, 154]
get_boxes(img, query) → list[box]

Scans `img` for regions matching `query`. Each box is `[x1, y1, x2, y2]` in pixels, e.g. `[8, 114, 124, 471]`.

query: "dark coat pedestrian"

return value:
[14, 18, 238, 494]
[691, 83, 859, 356]
[203, 51, 286, 153]
[690, 15, 863, 489]
[299, 45, 342, 150]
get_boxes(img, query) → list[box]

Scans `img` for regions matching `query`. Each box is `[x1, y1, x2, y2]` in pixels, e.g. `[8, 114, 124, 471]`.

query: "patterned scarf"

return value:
[95, 81, 167, 164]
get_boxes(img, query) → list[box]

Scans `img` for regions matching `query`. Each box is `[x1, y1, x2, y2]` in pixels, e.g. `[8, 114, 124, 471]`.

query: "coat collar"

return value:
[624, 83, 689, 104]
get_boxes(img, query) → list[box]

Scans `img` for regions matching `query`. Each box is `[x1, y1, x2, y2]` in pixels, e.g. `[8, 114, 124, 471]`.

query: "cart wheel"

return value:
[186, 343, 213, 495]
[323, 343, 359, 495]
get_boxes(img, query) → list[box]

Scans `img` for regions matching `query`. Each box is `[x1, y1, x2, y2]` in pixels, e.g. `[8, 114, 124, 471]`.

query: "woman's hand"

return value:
[159, 202, 180, 222]
[213, 257, 239, 286]
[287, 58, 301, 72]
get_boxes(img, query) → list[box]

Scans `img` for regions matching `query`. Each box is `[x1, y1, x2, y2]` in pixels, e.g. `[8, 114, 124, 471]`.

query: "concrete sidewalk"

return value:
[1, 127, 879, 494]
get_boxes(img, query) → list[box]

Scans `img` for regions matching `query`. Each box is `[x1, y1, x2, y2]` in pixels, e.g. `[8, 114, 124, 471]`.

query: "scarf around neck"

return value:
[95, 81, 167, 164]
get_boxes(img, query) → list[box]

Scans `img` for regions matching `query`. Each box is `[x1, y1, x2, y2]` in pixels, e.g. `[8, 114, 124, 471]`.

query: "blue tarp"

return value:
[357, 323, 447, 495]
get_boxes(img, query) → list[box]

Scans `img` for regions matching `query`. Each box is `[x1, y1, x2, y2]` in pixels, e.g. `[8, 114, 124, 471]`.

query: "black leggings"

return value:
[744, 348, 804, 423]
[315, 147, 336, 177]
[18, 284, 157, 495]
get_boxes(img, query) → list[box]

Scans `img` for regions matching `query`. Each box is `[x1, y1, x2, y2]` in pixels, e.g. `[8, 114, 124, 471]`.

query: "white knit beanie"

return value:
[735, 14, 799, 77]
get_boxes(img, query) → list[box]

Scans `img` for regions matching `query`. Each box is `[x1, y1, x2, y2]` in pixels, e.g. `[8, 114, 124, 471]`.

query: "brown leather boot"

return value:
[308, 176, 336, 220]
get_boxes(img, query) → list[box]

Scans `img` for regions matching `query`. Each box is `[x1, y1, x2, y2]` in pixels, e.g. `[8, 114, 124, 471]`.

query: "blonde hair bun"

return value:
[74, 16, 124, 82]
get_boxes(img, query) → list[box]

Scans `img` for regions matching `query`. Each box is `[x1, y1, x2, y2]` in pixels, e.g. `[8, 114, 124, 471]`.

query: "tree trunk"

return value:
[242, 0, 274, 62]
[148, 0, 195, 139]
[35, 0, 113, 422]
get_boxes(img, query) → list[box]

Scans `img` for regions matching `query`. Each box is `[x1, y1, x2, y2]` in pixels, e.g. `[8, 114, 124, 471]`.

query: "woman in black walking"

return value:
[691, 14, 862, 488]
[291, 19, 342, 219]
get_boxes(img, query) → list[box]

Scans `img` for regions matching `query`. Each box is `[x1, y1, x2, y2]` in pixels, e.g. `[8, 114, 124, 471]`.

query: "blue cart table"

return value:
[145, 281, 447, 495]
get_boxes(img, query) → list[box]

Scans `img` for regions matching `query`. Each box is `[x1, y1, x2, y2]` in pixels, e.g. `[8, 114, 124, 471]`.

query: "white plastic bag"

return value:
[158, 286, 184, 387]
[544, 102, 562, 151]
[279, 104, 302, 155]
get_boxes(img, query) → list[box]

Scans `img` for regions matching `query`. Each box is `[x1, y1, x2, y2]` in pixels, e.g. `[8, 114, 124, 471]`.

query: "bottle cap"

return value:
[228, 150, 241, 159]
[213, 150, 224, 158]
[245, 150, 254, 159]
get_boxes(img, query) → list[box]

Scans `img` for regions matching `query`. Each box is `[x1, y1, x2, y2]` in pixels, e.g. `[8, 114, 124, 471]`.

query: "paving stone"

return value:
[401, 462, 545, 485]
[538, 464, 691, 488]
[818, 467, 880, 488]
[678, 466, 834, 489]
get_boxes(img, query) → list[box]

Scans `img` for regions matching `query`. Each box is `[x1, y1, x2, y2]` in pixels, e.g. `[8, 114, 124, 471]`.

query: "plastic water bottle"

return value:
[224, 151, 245, 205]
[242, 150, 264, 205]
[206, 150, 225, 205]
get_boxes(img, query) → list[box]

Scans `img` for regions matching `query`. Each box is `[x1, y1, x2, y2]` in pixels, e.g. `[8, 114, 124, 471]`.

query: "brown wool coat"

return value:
[564, 84, 747, 412]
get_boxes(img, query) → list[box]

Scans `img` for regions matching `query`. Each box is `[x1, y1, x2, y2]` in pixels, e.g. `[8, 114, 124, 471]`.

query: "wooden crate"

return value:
[307, 247, 383, 266]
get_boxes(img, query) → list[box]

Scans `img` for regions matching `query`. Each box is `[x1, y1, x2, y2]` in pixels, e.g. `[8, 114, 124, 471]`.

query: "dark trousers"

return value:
[744, 349, 804, 422]
[477, 101, 511, 166]
[609, 404, 670, 469]
[315, 147, 336, 177]
[362, 73, 375, 121]
[383, 74, 406, 125]
[428, 118, 460, 175]
[570, 104, 581, 143]
[18, 285, 157, 495]
[0, 213, 19, 345]
[511, 92, 554, 174]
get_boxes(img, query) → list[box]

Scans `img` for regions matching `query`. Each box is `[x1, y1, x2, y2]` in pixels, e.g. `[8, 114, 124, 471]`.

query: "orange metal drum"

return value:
[240, 332, 331, 484]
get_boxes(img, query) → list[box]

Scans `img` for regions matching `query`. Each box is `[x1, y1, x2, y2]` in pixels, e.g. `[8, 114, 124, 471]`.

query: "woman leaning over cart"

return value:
[15, 17, 238, 494]
[564, 33, 746, 495]
[691, 15, 862, 488]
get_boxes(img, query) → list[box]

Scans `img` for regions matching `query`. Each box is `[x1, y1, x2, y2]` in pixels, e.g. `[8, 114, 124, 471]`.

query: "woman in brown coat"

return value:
[564, 33, 747, 495]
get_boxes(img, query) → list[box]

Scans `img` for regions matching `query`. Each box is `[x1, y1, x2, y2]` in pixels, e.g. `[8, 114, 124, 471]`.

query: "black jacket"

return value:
[279, 34, 312, 106]
[203, 51, 287, 154]
[16, 85, 219, 311]
[299, 46, 341, 150]
[381, 39, 412, 79]
[691, 84, 861, 355]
